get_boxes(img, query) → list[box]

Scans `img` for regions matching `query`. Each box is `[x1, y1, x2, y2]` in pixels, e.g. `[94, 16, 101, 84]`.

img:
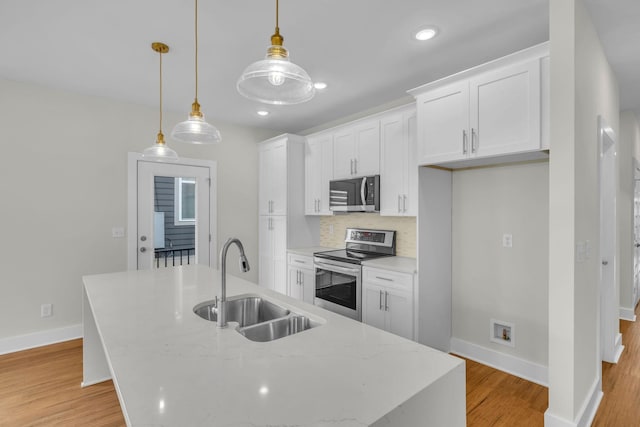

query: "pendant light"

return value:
[171, 0, 221, 144]
[143, 42, 179, 159]
[237, 0, 315, 105]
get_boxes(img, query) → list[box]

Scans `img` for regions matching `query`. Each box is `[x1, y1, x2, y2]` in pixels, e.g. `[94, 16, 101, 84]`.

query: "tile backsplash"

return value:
[319, 214, 416, 258]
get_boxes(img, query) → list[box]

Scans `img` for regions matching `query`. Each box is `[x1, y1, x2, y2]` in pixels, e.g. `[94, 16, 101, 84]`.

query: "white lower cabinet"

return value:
[287, 253, 315, 304]
[362, 267, 415, 340]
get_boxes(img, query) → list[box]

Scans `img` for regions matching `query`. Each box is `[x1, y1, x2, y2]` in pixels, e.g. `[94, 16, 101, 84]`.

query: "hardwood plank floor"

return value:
[1, 303, 639, 426]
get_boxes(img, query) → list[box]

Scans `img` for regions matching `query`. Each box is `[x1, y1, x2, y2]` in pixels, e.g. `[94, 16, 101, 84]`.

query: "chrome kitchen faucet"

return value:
[218, 238, 250, 328]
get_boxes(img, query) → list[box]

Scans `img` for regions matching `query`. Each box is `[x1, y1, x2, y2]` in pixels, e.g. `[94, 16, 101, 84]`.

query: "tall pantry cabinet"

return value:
[258, 134, 319, 295]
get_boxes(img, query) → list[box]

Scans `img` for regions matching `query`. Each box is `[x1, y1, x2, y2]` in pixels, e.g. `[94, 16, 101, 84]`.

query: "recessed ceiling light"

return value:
[314, 82, 328, 90]
[257, 110, 269, 116]
[414, 27, 438, 41]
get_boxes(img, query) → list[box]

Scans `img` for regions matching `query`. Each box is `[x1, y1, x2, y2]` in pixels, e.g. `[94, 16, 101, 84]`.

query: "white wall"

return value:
[451, 161, 549, 367]
[547, 0, 620, 424]
[619, 111, 639, 317]
[0, 77, 276, 344]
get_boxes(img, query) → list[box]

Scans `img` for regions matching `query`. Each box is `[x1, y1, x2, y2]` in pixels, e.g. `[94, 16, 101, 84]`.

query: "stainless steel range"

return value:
[314, 228, 396, 321]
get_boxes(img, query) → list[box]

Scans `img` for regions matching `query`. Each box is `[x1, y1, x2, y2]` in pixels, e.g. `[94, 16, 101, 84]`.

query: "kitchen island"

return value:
[83, 265, 465, 426]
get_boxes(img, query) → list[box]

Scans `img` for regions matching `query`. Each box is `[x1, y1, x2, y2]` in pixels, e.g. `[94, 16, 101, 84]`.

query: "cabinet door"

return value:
[380, 113, 405, 216]
[258, 216, 273, 290]
[319, 139, 334, 215]
[354, 120, 380, 177]
[288, 267, 303, 300]
[305, 138, 322, 215]
[363, 284, 386, 331]
[404, 112, 418, 216]
[300, 267, 315, 304]
[470, 59, 541, 158]
[333, 128, 356, 179]
[271, 216, 288, 295]
[386, 290, 414, 340]
[416, 81, 469, 165]
[258, 144, 272, 215]
[305, 134, 334, 215]
[269, 140, 288, 215]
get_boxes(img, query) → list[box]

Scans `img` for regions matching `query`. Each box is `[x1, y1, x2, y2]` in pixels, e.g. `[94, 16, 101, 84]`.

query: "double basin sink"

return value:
[193, 294, 320, 342]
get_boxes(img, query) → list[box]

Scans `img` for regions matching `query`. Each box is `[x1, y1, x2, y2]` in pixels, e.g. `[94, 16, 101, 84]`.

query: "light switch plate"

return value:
[112, 227, 125, 238]
[502, 233, 513, 248]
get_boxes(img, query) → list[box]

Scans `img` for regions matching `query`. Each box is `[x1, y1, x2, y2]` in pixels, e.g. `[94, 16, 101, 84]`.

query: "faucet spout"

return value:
[218, 238, 250, 328]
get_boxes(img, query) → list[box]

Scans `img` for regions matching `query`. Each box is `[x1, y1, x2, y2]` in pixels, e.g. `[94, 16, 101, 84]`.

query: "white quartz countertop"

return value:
[287, 246, 335, 257]
[83, 265, 463, 426]
[362, 256, 417, 274]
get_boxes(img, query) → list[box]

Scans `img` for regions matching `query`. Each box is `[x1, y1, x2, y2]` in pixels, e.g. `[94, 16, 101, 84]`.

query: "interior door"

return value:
[137, 161, 211, 270]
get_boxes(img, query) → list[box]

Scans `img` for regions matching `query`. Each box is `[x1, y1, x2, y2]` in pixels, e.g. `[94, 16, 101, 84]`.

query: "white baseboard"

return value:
[619, 306, 636, 321]
[0, 324, 82, 355]
[450, 337, 548, 386]
[544, 377, 602, 427]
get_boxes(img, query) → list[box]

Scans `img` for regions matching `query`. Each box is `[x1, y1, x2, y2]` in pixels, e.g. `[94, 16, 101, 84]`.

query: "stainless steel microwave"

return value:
[329, 175, 380, 212]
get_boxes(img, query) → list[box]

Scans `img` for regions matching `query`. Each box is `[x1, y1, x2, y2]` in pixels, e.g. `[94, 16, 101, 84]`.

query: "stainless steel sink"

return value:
[193, 295, 290, 327]
[238, 315, 318, 342]
[193, 294, 320, 342]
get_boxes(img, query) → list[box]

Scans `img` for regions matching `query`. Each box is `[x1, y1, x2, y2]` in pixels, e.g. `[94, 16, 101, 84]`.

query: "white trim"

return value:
[543, 377, 603, 427]
[450, 337, 548, 386]
[0, 324, 82, 355]
[619, 306, 636, 321]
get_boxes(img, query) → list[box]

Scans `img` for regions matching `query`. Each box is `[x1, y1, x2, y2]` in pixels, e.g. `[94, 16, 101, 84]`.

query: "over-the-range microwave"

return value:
[329, 175, 380, 212]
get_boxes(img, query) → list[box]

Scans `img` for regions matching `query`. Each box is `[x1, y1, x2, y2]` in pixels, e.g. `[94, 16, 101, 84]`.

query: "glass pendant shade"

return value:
[143, 133, 178, 159]
[237, 46, 315, 105]
[171, 102, 221, 144]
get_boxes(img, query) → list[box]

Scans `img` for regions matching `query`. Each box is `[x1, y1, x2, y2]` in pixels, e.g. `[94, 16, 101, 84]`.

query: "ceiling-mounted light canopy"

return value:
[237, 0, 315, 105]
[143, 42, 178, 160]
[171, 0, 221, 144]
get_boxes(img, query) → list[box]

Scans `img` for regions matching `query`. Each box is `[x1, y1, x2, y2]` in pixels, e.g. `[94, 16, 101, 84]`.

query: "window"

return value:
[174, 177, 196, 225]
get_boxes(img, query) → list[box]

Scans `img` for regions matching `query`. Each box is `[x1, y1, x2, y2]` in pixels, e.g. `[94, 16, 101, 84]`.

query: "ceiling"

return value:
[0, 1, 636, 134]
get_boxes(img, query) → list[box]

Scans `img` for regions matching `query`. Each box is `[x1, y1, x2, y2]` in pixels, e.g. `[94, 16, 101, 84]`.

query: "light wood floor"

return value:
[1, 304, 638, 426]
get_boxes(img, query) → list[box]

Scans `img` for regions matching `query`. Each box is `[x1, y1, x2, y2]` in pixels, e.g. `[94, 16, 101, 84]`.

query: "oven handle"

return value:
[314, 261, 361, 276]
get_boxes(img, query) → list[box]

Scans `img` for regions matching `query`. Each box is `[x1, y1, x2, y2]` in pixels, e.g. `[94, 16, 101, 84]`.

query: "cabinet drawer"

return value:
[363, 267, 413, 292]
[287, 253, 314, 269]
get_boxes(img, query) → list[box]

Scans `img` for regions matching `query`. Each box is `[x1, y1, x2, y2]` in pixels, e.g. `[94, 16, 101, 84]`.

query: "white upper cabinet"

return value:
[470, 60, 540, 158]
[259, 138, 288, 215]
[410, 43, 549, 169]
[415, 81, 470, 165]
[305, 132, 333, 215]
[333, 119, 380, 179]
[380, 106, 418, 216]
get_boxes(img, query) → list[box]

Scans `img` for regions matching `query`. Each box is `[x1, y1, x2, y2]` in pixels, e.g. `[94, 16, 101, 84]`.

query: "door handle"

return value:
[354, 159, 358, 175]
[140, 235, 147, 242]
[462, 129, 468, 154]
[602, 260, 609, 266]
[471, 128, 477, 153]
[403, 195, 407, 213]
[350, 159, 354, 175]
[379, 290, 384, 310]
[139, 247, 147, 253]
[398, 195, 402, 213]
[385, 291, 389, 311]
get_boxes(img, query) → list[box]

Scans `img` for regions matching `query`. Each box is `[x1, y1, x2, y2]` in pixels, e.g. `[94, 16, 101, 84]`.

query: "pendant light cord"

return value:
[275, 0, 279, 32]
[159, 49, 163, 134]
[194, 0, 199, 102]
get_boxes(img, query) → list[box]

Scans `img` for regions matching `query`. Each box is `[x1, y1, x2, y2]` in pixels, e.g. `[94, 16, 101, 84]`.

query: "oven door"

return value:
[314, 259, 362, 321]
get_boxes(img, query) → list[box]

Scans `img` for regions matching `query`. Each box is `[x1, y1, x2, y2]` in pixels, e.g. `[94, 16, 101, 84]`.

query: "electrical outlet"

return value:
[41, 304, 52, 318]
[502, 233, 513, 248]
